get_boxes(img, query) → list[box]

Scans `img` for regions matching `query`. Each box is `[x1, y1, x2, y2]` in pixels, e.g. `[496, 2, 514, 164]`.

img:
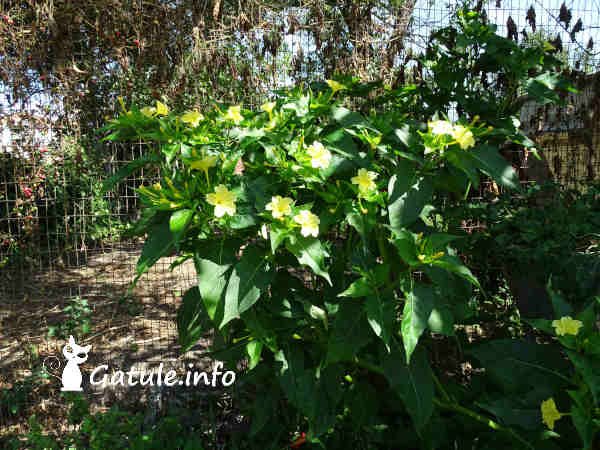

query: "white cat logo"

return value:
[61, 335, 91, 392]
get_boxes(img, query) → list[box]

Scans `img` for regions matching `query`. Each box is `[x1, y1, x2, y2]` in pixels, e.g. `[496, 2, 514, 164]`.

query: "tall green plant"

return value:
[103, 9, 596, 449]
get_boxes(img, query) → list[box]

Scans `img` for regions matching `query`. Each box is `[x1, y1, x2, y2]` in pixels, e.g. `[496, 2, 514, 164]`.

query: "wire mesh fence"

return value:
[1, 0, 599, 436]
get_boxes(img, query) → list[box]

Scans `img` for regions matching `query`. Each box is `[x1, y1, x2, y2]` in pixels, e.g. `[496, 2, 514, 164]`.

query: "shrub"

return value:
[456, 183, 600, 314]
[104, 9, 598, 449]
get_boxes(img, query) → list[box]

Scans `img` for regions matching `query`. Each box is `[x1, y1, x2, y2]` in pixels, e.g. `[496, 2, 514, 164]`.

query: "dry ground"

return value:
[0, 242, 219, 436]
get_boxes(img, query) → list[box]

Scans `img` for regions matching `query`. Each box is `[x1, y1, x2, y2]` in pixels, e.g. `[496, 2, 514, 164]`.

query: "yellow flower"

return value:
[552, 316, 583, 336]
[451, 125, 476, 150]
[266, 196, 294, 220]
[140, 106, 156, 118]
[261, 101, 276, 115]
[181, 110, 204, 127]
[428, 120, 454, 136]
[326, 79, 346, 94]
[206, 184, 236, 217]
[189, 154, 218, 172]
[293, 210, 320, 237]
[541, 398, 562, 430]
[224, 105, 244, 124]
[117, 96, 127, 112]
[351, 168, 378, 195]
[155, 101, 169, 116]
[306, 141, 332, 169]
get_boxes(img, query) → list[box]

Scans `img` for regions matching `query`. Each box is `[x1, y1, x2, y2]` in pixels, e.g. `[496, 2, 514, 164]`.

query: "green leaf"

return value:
[346, 210, 375, 243]
[269, 222, 289, 253]
[547, 279, 573, 318]
[445, 148, 480, 188]
[388, 161, 433, 231]
[394, 124, 421, 150]
[177, 287, 210, 352]
[423, 233, 460, 253]
[525, 72, 562, 104]
[331, 105, 368, 129]
[346, 382, 379, 427]
[193, 239, 239, 322]
[286, 236, 331, 285]
[468, 340, 572, 393]
[278, 348, 343, 436]
[135, 219, 175, 284]
[282, 95, 310, 117]
[569, 389, 595, 450]
[338, 277, 373, 298]
[572, 405, 595, 450]
[365, 294, 395, 351]
[246, 341, 263, 370]
[566, 351, 600, 404]
[382, 343, 434, 430]
[229, 212, 257, 229]
[249, 388, 278, 436]
[401, 283, 435, 363]
[427, 306, 455, 336]
[161, 142, 180, 162]
[324, 128, 360, 160]
[222, 245, 273, 328]
[169, 209, 194, 242]
[476, 397, 541, 431]
[430, 254, 481, 289]
[470, 145, 520, 190]
[327, 299, 372, 364]
[102, 154, 161, 192]
[424, 266, 473, 320]
[392, 229, 419, 266]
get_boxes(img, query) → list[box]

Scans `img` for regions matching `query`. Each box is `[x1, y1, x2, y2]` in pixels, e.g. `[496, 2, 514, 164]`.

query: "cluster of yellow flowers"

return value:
[428, 119, 476, 150]
[203, 164, 379, 238]
[137, 100, 207, 129]
[264, 196, 319, 237]
[135, 99, 381, 238]
[140, 100, 170, 118]
[140, 101, 242, 127]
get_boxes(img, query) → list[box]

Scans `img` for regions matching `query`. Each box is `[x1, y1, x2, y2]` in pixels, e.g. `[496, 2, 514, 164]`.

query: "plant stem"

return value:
[376, 226, 389, 264]
[354, 357, 384, 375]
[355, 358, 534, 449]
[433, 398, 534, 449]
[432, 372, 451, 402]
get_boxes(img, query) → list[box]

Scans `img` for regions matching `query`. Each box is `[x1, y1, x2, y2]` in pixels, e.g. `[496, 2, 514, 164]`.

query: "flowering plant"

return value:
[102, 9, 594, 449]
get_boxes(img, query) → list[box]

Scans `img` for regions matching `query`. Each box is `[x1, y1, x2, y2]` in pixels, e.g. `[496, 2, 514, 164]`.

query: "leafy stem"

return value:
[355, 358, 534, 449]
